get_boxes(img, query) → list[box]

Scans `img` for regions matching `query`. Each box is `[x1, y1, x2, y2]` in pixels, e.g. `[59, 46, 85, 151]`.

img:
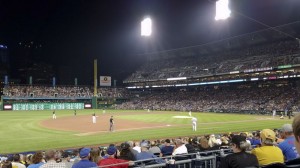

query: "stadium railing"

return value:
[94, 152, 220, 168]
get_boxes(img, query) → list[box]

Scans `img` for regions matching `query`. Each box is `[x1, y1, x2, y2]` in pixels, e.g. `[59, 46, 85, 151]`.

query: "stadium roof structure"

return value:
[143, 21, 300, 61]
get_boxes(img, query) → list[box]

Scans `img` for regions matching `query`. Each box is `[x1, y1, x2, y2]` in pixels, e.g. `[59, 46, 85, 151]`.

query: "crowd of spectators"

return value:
[1, 121, 300, 168]
[125, 40, 300, 82]
[2, 86, 129, 99]
[116, 84, 299, 113]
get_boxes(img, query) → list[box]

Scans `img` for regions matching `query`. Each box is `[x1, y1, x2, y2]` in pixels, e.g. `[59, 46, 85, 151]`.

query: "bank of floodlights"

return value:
[141, 17, 152, 36]
[215, 0, 231, 20]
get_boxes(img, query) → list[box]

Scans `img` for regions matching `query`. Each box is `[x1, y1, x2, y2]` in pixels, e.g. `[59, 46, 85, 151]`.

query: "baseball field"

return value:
[0, 109, 292, 154]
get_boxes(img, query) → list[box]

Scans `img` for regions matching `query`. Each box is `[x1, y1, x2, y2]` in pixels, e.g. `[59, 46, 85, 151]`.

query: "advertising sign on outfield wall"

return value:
[11, 103, 85, 110]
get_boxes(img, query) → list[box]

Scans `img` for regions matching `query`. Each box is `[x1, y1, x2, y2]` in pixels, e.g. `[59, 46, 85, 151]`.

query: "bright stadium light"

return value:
[141, 17, 152, 36]
[215, 0, 231, 20]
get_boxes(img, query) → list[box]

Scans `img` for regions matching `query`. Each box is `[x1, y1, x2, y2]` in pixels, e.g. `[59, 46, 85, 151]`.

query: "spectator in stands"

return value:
[221, 135, 259, 168]
[98, 145, 133, 168]
[221, 134, 229, 145]
[278, 124, 298, 161]
[61, 152, 73, 168]
[24, 154, 33, 167]
[27, 151, 45, 168]
[293, 114, 300, 155]
[133, 142, 141, 153]
[72, 148, 97, 168]
[148, 141, 161, 155]
[70, 149, 80, 164]
[160, 139, 174, 157]
[286, 113, 300, 166]
[1, 161, 12, 168]
[40, 149, 66, 168]
[208, 134, 220, 150]
[185, 137, 196, 154]
[172, 139, 188, 156]
[89, 148, 101, 164]
[251, 129, 284, 166]
[199, 136, 210, 151]
[250, 131, 261, 147]
[136, 141, 165, 164]
[118, 142, 135, 161]
[11, 154, 26, 168]
[126, 141, 139, 157]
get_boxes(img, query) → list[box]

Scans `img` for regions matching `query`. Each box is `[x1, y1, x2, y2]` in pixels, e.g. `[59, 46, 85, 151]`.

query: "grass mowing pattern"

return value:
[0, 109, 291, 154]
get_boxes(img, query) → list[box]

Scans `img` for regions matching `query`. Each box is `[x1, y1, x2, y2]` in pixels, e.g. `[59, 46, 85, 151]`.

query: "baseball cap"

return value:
[106, 146, 117, 155]
[79, 148, 91, 158]
[231, 135, 246, 146]
[281, 124, 293, 133]
[260, 129, 276, 142]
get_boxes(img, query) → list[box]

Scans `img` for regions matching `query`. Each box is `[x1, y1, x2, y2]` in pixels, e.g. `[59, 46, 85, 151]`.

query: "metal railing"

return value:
[95, 152, 221, 168]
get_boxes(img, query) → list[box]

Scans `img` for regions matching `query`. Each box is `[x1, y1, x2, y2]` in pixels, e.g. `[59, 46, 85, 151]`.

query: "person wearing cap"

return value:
[136, 141, 165, 164]
[72, 148, 97, 168]
[221, 135, 258, 168]
[160, 139, 174, 157]
[278, 124, 298, 161]
[40, 150, 66, 168]
[98, 145, 133, 168]
[251, 129, 284, 166]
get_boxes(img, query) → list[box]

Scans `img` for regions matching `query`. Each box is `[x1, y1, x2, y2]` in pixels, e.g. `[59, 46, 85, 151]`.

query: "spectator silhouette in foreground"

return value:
[278, 124, 298, 161]
[251, 129, 284, 166]
[221, 135, 259, 168]
[286, 113, 300, 166]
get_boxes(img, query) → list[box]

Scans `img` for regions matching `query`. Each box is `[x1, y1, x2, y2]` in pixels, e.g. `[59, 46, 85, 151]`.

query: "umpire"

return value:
[109, 116, 114, 132]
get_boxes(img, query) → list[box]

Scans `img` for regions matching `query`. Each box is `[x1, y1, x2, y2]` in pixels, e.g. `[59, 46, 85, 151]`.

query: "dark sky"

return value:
[0, 0, 300, 85]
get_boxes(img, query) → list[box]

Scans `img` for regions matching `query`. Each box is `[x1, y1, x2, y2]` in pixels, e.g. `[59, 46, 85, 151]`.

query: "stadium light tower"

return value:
[141, 17, 152, 36]
[215, 0, 231, 20]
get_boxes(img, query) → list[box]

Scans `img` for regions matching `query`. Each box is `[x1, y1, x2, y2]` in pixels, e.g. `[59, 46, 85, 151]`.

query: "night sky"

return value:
[0, 0, 299, 85]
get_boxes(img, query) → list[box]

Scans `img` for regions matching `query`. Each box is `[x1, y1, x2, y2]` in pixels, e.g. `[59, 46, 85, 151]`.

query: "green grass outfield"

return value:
[0, 109, 292, 154]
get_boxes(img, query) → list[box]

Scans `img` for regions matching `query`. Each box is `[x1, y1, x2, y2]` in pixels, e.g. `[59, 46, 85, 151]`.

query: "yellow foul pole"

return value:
[94, 59, 97, 97]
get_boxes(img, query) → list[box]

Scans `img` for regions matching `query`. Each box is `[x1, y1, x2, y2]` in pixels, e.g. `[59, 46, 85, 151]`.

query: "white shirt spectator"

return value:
[133, 146, 141, 153]
[172, 144, 188, 156]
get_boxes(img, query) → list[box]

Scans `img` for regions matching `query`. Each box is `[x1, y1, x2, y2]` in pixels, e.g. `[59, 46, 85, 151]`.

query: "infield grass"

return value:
[0, 109, 292, 154]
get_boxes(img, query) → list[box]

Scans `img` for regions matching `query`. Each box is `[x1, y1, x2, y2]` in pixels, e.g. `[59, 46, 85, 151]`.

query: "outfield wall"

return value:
[0, 96, 123, 111]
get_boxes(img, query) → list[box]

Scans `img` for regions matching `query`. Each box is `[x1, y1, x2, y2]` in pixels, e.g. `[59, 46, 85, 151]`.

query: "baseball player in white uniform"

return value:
[192, 117, 197, 131]
[92, 113, 97, 124]
[272, 109, 276, 118]
[52, 111, 56, 119]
